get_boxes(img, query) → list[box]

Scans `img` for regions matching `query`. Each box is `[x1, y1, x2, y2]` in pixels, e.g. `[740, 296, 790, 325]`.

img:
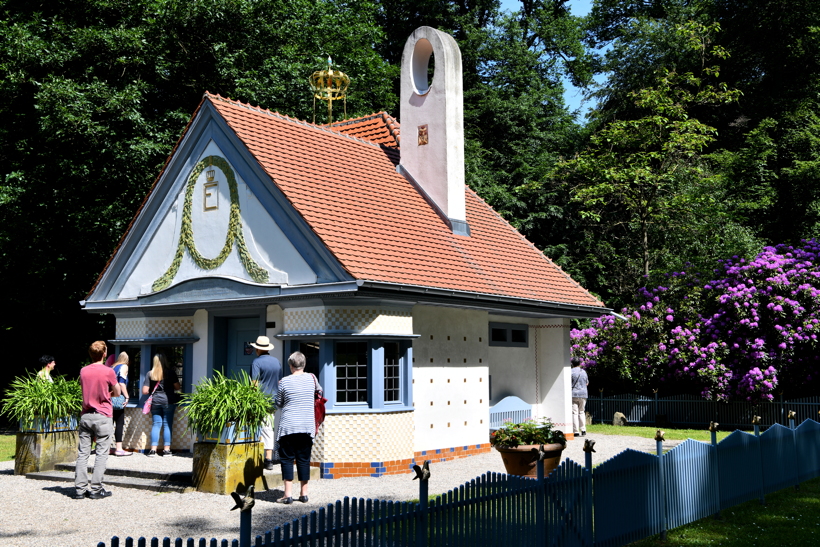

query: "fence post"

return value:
[535, 447, 546, 547]
[753, 416, 766, 506]
[599, 389, 604, 425]
[789, 410, 800, 490]
[229, 486, 254, 547]
[583, 439, 595, 547]
[709, 422, 721, 519]
[656, 430, 668, 541]
[415, 460, 430, 547]
[653, 389, 659, 424]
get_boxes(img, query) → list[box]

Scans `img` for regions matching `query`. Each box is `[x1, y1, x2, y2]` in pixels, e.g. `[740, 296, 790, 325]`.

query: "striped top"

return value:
[276, 373, 322, 439]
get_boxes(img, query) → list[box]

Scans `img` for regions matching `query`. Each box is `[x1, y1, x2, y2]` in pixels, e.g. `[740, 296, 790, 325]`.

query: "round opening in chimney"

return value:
[411, 38, 434, 95]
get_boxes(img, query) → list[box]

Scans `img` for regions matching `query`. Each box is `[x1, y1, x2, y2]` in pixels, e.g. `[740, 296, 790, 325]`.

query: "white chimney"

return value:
[399, 27, 469, 236]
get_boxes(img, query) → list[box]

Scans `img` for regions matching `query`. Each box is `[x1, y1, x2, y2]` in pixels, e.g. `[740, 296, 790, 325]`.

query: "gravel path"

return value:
[0, 433, 680, 547]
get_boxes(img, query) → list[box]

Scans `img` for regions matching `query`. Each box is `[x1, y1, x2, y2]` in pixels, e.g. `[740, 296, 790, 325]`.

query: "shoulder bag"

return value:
[112, 364, 127, 409]
[142, 381, 160, 415]
[311, 373, 327, 435]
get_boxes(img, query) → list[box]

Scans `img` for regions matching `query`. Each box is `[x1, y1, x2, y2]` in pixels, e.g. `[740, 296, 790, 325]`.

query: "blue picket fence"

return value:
[99, 418, 820, 547]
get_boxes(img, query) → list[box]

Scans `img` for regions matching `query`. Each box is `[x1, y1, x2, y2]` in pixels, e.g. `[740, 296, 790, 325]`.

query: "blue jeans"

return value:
[150, 403, 176, 448]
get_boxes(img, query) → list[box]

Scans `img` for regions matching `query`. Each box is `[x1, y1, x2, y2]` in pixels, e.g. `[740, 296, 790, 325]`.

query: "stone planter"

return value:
[494, 443, 564, 477]
[15, 430, 78, 475]
[19, 416, 78, 433]
[192, 441, 266, 495]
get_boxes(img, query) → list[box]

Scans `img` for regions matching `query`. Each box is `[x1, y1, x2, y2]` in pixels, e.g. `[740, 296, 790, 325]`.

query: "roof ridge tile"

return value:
[205, 92, 382, 150]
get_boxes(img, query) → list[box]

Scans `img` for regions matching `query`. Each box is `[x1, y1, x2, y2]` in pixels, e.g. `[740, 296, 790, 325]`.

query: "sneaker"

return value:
[88, 488, 113, 500]
[264, 459, 274, 471]
[114, 450, 131, 457]
[581, 431, 587, 437]
[74, 491, 89, 500]
[161, 450, 174, 457]
[146, 449, 158, 457]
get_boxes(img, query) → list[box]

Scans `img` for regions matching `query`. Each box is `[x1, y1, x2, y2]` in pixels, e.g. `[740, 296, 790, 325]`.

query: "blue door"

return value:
[226, 317, 259, 379]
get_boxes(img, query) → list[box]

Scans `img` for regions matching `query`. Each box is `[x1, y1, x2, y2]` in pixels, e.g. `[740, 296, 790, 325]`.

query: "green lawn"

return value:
[586, 423, 735, 443]
[0, 434, 14, 461]
[630, 476, 820, 546]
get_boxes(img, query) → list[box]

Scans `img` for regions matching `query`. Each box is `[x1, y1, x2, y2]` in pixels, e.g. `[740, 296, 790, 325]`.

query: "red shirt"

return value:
[80, 362, 118, 418]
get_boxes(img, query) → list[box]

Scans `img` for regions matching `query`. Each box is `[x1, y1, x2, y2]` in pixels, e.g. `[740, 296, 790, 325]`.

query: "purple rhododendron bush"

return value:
[571, 241, 820, 402]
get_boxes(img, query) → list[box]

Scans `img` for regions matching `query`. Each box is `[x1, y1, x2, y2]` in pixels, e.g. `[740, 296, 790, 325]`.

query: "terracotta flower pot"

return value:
[494, 443, 564, 477]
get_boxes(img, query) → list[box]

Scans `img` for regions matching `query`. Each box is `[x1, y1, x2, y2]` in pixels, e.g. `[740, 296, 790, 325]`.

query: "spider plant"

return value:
[181, 370, 273, 442]
[1, 373, 82, 429]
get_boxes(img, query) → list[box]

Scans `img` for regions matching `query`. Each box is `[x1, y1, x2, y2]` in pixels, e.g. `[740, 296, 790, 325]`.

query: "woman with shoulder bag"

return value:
[274, 351, 322, 504]
[142, 353, 181, 457]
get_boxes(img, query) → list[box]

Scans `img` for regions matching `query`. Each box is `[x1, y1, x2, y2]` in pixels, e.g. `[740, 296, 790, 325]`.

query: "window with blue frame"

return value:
[383, 342, 401, 403]
[335, 341, 369, 403]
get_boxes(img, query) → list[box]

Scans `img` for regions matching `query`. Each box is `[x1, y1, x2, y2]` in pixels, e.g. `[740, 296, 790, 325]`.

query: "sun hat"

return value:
[250, 335, 274, 351]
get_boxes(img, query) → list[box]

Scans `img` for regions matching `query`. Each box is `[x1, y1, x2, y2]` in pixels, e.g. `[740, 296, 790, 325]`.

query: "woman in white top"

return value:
[274, 351, 322, 504]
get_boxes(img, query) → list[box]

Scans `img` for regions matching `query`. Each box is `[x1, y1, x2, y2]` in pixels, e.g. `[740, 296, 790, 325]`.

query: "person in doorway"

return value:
[571, 357, 589, 437]
[37, 355, 56, 382]
[142, 353, 181, 457]
[275, 351, 320, 504]
[109, 352, 131, 456]
[75, 341, 120, 499]
[250, 335, 283, 471]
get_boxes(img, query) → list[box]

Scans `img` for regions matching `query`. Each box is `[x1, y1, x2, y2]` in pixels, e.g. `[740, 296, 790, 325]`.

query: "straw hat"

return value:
[250, 335, 274, 351]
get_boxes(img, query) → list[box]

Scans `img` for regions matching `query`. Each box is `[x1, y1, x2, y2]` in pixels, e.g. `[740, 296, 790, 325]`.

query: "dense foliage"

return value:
[572, 241, 820, 402]
[1, 373, 82, 423]
[2, 0, 820, 396]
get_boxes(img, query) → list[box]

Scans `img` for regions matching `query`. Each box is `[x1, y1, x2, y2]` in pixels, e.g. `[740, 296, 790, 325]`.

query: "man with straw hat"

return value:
[251, 335, 283, 470]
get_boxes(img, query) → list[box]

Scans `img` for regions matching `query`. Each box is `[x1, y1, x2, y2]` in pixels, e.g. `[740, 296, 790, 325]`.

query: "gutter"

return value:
[358, 280, 611, 317]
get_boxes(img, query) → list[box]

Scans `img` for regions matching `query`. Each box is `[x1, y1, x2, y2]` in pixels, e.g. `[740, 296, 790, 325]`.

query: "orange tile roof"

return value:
[206, 94, 603, 308]
[329, 112, 400, 148]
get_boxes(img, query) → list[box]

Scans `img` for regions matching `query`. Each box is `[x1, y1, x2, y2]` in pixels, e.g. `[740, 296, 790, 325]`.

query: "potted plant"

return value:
[182, 370, 272, 442]
[490, 417, 567, 477]
[1, 373, 83, 475]
[181, 371, 273, 494]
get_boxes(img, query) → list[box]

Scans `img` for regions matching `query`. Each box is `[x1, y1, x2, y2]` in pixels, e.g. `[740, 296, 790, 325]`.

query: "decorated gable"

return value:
[117, 143, 313, 299]
[87, 101, 350, 305]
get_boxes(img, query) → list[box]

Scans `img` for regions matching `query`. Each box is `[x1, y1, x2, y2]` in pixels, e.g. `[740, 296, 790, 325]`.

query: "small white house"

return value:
[82, 27, 607, 478]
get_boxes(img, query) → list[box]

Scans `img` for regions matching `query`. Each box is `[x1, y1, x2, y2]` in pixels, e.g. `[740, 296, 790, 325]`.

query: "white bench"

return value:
[489, 396, 531, 430]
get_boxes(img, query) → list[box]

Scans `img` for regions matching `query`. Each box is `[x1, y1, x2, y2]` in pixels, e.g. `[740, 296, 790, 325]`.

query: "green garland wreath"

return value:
[152, 155, 269, 292]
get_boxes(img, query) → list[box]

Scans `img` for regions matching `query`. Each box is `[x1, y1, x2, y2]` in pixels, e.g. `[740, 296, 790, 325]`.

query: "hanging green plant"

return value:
[152, 155, 269, 292]
[1, 373, 82, 427]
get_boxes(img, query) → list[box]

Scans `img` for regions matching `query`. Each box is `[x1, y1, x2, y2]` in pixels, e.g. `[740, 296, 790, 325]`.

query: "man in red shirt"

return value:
[75, 340, 121, 499]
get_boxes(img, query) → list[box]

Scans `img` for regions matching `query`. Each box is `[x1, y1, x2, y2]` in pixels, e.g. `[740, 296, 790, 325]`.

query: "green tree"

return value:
[0, 0, 396, 387]
[548, 22, 747, 304]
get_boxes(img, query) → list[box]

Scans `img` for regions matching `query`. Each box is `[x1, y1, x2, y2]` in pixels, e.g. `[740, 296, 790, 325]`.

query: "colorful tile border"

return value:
[313, 443, 493, 479]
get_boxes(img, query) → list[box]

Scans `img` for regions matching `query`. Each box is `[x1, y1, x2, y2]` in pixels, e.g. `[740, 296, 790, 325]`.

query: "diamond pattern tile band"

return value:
[284, 307, 412, 334]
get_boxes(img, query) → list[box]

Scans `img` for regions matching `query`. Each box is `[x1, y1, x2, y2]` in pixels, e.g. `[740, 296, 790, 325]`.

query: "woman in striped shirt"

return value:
[275, 351, 322, 504]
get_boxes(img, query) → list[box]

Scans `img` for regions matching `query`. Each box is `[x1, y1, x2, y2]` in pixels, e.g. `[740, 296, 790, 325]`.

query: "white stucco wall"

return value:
[412, 367, 489, 451]
[266, 305, 285, 364]
[118, 142, 316, 298]
[411, 305, 573, 435]
[191, 309, 209, 386]
[486, 316, 572, 430]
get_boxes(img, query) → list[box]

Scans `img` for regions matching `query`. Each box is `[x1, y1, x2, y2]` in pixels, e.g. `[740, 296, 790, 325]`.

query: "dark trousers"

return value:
[112, 407, 125, 443]
[278, 433, 313, 482]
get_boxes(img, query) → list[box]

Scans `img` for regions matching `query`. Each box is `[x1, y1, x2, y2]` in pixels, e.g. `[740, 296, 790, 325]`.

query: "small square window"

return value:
[488, 323, 528, 347]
